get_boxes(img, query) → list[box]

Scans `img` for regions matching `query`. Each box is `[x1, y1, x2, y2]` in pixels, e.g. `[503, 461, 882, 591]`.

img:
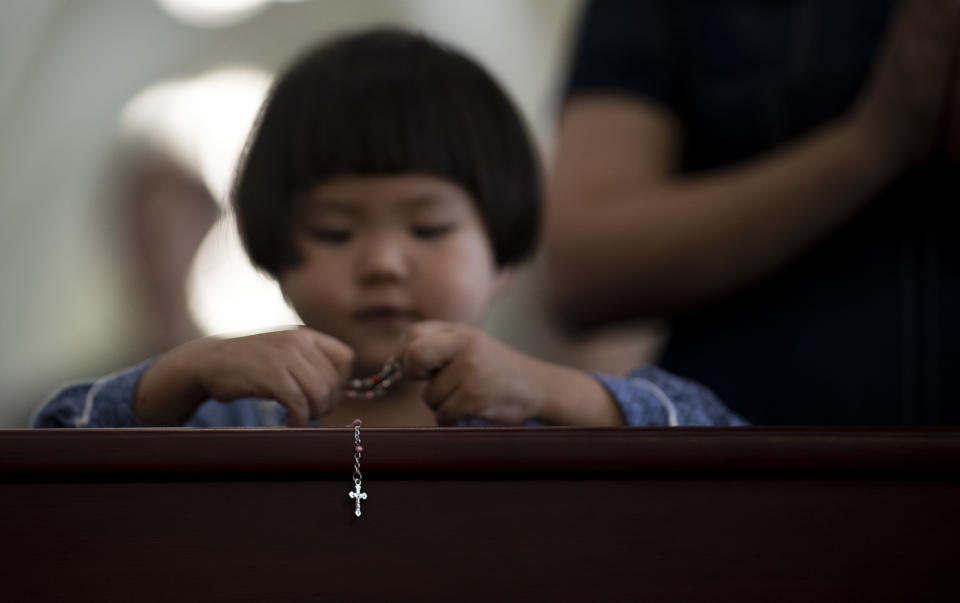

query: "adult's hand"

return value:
[850, 0, 960, 171]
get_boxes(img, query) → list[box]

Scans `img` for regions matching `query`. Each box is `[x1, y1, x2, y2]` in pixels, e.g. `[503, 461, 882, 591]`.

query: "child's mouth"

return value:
[353, 307, 419, 327]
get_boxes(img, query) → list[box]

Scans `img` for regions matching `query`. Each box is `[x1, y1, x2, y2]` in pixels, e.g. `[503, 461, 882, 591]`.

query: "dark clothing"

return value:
[566, 0, 960, 425]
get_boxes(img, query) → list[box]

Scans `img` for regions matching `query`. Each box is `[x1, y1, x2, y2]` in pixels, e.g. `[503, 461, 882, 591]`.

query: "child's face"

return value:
[279, 173, 508, 376]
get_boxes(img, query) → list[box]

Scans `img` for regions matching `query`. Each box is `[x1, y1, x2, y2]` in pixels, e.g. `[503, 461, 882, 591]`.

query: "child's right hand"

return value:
[134, 328, 354, 427]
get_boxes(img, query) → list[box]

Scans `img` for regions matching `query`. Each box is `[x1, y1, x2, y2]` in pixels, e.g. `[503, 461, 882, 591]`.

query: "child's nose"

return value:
[356, 236, 410, 282]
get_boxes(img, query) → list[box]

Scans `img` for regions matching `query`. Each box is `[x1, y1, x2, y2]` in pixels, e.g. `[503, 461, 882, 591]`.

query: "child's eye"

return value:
[412, 224, 456, 239]
[309, 229, 351, 243]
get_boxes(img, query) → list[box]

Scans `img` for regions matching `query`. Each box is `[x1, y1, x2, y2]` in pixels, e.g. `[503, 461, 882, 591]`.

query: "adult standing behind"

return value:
[546, 0, 960, 425]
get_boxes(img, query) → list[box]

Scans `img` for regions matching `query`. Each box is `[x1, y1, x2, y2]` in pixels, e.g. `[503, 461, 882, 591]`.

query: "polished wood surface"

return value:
[2, 427, 958, 601]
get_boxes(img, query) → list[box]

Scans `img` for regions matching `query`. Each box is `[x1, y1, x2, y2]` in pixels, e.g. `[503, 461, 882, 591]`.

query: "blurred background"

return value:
[0, 0, 659, 427]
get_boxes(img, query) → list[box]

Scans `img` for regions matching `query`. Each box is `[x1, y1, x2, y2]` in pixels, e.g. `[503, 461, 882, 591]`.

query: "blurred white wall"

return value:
[0, 0, 659, 427]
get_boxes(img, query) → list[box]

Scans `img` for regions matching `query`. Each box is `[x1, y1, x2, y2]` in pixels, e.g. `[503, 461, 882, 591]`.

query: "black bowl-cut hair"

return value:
[233, 27, 541, 278]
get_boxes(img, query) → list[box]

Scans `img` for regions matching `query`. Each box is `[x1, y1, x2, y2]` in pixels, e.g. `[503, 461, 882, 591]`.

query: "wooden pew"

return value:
[2, 427, 958, 601]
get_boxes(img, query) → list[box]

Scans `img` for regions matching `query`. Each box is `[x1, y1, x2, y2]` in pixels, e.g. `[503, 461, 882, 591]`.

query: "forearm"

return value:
[533, 361, 625, 427]
[547, 113, 901, 326]
[133, 341, 209, 426]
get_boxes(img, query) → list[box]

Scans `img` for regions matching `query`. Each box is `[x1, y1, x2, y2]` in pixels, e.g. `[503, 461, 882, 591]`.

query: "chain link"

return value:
[353, 422, 363, 485]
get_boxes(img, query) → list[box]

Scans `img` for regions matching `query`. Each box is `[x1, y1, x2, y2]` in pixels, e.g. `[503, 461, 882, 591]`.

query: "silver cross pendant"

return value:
[349, 481, 368, 517]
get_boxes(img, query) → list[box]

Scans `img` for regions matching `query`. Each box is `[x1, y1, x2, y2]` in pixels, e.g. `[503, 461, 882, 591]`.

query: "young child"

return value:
[33, 28, 745, 429]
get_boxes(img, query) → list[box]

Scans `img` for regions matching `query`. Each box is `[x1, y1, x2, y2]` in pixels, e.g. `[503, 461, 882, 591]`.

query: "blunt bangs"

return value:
[233, 28, 541, 277]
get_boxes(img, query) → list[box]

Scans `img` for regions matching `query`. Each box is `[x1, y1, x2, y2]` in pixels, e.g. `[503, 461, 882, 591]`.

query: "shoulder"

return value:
[31, 362, 151, 428]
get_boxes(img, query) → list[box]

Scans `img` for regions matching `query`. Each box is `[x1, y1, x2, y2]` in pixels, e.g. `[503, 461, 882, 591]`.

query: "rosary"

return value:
[341, 358, 402, 400]
[344, 359, 404, 518]
[348, 418, 367, 517]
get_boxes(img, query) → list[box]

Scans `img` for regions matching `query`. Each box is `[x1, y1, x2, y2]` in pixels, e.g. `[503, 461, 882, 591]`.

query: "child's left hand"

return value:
[398, 321, 550, 426]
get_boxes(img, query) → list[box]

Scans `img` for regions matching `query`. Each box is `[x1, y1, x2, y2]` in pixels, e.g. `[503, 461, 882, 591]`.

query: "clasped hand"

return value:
[397, 321, 547, 426]
[135, 322, 551, 427]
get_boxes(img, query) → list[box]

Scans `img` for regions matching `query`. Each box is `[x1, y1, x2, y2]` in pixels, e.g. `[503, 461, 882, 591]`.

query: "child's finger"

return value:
[394, 321, 449, 359]
[301, 339, 349, 390]
[273, 369, 310, 427]
[433, 390, 479, 427]
[304, 328, 355, 381]
[287, 353, 336, 418]
[421, 364, 463, 411]
[401, 329, 467, 380]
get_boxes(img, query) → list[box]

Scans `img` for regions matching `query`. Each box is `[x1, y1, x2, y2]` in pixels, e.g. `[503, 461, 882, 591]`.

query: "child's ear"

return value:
[493, 266, 514, 296]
